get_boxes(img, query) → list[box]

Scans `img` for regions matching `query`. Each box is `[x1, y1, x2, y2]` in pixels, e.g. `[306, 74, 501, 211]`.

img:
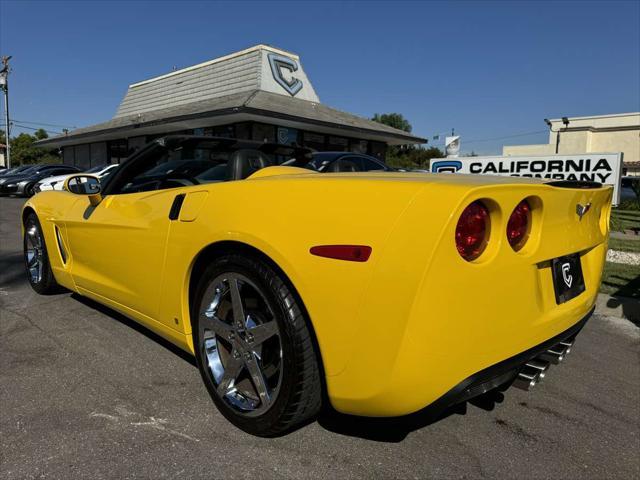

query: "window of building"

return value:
[303, 132, 325, 151]
[63, 146, 75, 166]
[252, 123, 275, 143]
[276, 127, 299, 145]
[90, 142, 107, 167]
[213, 124, 235, 138]
[235, 123, 252, 140]
[349, 139, 368, 154]
[75, 144, 91, 170]
[369, 141, 387, 160]
[327, 136, 349, 151]
[127, 136, 147, 156]
[108, 139, 129, 164]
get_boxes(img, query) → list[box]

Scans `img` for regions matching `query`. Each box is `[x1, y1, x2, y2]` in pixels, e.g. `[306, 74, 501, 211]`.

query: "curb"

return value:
[596, 293, 640, 321]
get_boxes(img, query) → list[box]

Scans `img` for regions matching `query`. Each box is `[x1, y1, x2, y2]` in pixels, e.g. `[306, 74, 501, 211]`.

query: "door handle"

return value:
[168, 194, 186, 220]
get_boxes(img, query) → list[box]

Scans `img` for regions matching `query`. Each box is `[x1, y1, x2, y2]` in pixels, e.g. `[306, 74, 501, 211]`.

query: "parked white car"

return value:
[36, 164, 118, 192]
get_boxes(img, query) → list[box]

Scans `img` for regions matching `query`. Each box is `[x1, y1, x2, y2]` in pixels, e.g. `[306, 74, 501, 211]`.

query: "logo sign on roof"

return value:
[268, 53, 303, 97]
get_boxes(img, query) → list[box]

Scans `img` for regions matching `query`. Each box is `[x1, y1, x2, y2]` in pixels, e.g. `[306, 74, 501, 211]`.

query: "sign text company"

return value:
[431, 153, 623, 204]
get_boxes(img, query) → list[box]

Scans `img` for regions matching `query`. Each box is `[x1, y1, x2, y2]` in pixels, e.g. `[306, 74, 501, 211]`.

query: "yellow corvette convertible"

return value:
[23, 135, 612, 436]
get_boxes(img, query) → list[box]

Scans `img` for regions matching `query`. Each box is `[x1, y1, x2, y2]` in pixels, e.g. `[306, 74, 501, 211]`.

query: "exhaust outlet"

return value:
[513, 367, 541, 391]
[525, 359, 550, 379]
[538, 345, 569, 365]
[559, 341, 573, 354]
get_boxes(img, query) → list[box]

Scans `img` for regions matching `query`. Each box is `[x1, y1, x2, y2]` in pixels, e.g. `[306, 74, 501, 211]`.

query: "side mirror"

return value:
[63, 174, 103, 206]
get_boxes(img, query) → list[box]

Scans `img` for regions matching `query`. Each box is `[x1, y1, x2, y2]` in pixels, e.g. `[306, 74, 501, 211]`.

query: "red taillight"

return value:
[310, 245, 372, 262]
[455, 201, 490, 261]
[507, 200, 531, 251]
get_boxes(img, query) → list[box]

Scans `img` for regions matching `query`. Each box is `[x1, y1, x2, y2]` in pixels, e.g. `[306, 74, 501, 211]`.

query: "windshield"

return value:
[142, 159, 214, 178]
[85, 164, 107, 174]
[15, 166, 38, 175]
[114, 139, 306, 195]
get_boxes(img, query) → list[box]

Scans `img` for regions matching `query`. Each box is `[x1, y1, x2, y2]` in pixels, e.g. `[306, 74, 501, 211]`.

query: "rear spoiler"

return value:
[546, 180, 602, 189]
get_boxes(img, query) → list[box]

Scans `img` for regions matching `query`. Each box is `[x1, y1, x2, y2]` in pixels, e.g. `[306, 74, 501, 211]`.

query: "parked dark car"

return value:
[621, 176, 639, 202]
[0, 165, 35, 177]
[304, 152, 393, 172]
[0, 164, 80, 197]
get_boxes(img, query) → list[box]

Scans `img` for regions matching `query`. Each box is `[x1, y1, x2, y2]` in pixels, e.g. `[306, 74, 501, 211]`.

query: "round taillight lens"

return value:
[507, 200, 531, 251]
[455, 201, 490, 261]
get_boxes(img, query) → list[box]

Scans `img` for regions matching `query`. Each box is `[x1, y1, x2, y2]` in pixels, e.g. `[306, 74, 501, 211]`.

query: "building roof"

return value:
[36, 45, 425, 148]
[36, 90, 425, 147]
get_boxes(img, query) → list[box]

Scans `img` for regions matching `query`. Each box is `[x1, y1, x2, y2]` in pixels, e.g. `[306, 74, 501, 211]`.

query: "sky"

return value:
[0, 0, 639, 155]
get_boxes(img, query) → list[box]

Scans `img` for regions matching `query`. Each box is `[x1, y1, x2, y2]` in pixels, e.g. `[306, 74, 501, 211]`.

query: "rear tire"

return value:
[192, 253, 322, 436]
[23, 212, 61, 294]
[24, 183, 36, 197]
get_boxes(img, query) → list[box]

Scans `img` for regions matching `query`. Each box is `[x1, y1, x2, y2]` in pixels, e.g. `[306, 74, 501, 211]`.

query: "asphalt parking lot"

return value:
[1, 196, 638, 479]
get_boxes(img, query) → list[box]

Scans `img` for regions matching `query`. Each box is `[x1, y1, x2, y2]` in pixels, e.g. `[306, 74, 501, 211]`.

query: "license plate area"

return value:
[551, 253, 585, 304]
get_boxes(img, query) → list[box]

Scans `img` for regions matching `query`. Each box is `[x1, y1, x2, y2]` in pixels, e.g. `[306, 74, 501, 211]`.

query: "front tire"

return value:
[23, 212, 61, 294]
[192, 253, 322, 436]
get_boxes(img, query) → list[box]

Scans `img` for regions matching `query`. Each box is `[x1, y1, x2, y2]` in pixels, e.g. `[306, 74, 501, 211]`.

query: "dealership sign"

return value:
[431, 153, 624, 204]
[268, 53, 303, 97]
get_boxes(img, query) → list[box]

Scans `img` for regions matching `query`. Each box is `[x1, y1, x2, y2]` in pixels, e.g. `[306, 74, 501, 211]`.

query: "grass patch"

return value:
[618, 198, 640, 211]
[600, 261, 640, 297]
[609, 237, 640, 253]
[610, 209, 640, 232]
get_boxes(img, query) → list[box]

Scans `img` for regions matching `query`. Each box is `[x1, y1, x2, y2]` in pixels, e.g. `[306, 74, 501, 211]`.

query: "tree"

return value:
[371, 112, 444, 170]
[34, 128, 49, 140]
[8, 131, 61, 165]
[372, 113, 412, 133]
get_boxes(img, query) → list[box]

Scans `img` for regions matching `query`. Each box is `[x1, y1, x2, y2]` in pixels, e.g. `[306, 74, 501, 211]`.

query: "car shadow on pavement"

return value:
[317, 389, 506, 442]
[70, 293, 197, 367]
[70, 291, 510, 443]
[67, 292, 511, 442]
[606, 274, 640, 325]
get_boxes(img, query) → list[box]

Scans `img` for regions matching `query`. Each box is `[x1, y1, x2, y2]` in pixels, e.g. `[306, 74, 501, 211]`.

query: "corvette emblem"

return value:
[576, 202, 591, 220]
[561, 263, 573, 288]
[268, 53, 303, 96]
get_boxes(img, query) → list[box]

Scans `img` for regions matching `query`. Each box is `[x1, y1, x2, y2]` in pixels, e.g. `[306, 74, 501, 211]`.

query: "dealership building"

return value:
[36, 45, 425, 166]
[503, 112, 640, 176]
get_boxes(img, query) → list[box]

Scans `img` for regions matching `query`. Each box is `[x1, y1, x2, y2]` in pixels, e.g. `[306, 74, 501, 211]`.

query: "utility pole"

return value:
[0, 56, 11, 168]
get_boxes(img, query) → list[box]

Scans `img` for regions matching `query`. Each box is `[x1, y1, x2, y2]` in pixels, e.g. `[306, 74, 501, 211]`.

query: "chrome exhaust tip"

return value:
[538, 345, 569, 365]
[513, 368, 541, 391]
[525, 359, 550, 379]
[559, 341, 573, 355]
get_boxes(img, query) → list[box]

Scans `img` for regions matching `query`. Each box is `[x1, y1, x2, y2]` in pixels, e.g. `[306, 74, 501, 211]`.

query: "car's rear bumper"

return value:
[329, 305, 594, 417]
[425, 306, 592, 414]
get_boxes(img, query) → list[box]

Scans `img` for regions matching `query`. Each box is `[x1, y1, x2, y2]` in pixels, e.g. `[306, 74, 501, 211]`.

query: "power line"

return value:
[11, 119, 76, 129]
[1, 122, 62, 135]
[427, 129, 548, 146]
[463, 130, 548, 145]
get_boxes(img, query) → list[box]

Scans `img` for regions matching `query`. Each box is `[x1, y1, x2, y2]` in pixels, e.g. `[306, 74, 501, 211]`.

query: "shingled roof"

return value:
[36, 45, 425, 148]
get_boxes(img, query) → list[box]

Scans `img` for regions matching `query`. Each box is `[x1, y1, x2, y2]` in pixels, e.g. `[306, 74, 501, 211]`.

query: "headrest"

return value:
[226, 149, 270, 181]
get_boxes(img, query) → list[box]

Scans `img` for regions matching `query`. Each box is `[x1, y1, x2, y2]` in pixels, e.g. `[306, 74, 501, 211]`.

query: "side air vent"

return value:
[55, 226, 67, 264]
[546, 180, 602, 189]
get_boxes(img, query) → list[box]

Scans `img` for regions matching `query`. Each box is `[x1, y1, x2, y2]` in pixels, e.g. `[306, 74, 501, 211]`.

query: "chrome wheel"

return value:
[199, 273, 283, 416]
[25, 221, 44, 284]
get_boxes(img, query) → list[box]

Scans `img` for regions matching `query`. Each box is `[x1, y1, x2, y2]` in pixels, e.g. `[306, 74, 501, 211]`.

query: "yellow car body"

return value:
[22, 166, 612, 417]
